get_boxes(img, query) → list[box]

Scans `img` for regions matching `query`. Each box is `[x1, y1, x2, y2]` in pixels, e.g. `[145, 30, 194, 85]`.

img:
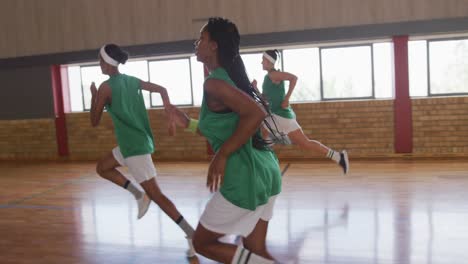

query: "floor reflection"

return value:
[2, 161, 468, 263]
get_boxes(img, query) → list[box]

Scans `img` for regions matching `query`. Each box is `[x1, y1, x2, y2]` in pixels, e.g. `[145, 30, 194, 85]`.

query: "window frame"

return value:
[147, 56, 194, 108]
[426, 36, 468, 97]
[318, 43, 376, 101]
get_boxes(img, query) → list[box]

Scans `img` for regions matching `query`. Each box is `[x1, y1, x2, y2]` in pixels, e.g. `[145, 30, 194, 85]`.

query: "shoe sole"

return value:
[342, 150, 349, 174]
[137, 197, 151, 220]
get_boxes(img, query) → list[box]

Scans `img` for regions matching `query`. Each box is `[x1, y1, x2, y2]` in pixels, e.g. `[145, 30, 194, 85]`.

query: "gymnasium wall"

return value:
[274, 100, 395, 160]
[0, 1, 467, 161]
[0, 66, 54, 119]
[0, 119, 57, 160]
[1, 0, 468, 59]
[64, 107, 207, 161]
[1, 97, 467, 161]
[63, 100, 396, 161]
[413, 97, 468, 157]
[7, 101, 394, 161]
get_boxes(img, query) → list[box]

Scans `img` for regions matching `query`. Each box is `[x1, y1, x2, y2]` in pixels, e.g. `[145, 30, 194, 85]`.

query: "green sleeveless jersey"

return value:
[199, 68, 281, 210]
[262, 72, 296, 119]
[105, 74, 154, 158]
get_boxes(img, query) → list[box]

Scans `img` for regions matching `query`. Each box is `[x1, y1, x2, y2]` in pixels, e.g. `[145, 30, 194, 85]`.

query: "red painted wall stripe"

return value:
[50, 65, 69, 156]
[393, 36, 413, 153]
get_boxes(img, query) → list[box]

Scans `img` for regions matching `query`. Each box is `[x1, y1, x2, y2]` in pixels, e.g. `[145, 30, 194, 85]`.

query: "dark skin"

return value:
[90, 56, 176, 134]
[188, 28, 267, 193]
[171, 25, 275, 263]
[90, 57, 187, 225]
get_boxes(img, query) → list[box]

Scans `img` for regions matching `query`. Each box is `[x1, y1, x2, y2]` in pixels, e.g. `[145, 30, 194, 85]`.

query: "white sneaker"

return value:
[186, 237, 196, 258]
[136, 194, 151, 219]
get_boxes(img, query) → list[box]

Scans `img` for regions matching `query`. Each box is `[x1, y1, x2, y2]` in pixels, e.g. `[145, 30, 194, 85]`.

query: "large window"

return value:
[409, 38, 468, 97]
[148, 58, 192, 107]
[283, 48, 321, 102]
[67, 56, 202, 112]
[241, 52, 272, 93]
[67, 41, 396, 112]
[373, 43, 394, 98]
[429, 39, 468, 95]
[80, 66, 108, 111]
[409, 40, 428, 97]
[282, 43, 393, 101]
[321, 45, 374, 99]
[190, 56, 205, 106]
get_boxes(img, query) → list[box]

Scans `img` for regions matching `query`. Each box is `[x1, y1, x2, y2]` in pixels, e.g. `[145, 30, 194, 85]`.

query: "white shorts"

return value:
[112, 147, 157, 183]
[264, 113, 301, 135]
[199, 192, 278, 237]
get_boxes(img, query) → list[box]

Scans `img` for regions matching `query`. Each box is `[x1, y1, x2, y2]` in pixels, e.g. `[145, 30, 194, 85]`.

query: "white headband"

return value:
[100, 46, 119, 66]
[263, 52, 276, 64]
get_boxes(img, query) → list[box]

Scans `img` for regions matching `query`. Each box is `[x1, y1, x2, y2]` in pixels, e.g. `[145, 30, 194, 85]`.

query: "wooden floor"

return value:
[1, 160, 468, 264]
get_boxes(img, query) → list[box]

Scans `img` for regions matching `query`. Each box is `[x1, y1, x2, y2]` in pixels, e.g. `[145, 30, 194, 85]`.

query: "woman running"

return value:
[89, 43, 196, 258]
[171, 17, 282, 264]
[257, 49, 349, 174]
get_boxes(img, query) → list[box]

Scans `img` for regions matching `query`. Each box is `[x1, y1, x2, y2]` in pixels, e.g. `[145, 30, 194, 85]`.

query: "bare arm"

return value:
[140, 80, 177, 135]
[171, 106, 203, 135]
[251, 79, 261, 94]
[140, 81, 171, 107]
[205, 79, 267, 192]
[206, 79, 266, 157]
[270, 71, 298, 100]
[90, 82, 111, 127]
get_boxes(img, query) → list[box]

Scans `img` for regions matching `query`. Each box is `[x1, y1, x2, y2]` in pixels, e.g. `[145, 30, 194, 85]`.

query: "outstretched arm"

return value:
[140, 81, 171, 108]
[270, 71, 298, 108]
[140, 81, 177, 135]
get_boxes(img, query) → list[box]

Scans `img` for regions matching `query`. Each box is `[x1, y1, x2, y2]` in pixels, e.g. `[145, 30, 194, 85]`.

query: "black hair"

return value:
[104, 44, 129, 64]
[264, 49, 280, 62]
[204, 17, 280, 150]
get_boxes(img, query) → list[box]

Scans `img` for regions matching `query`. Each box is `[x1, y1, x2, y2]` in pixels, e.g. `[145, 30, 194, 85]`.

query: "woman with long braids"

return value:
[172, 18, 281, 263]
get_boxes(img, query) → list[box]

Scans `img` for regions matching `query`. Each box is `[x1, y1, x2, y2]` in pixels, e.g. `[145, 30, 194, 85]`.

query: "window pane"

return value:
[373, 43, 394, 98]
[321, 46, 373, 99]
[80, 65, 108, 110]
[120, 60, 151, 108]
[241, 53, 266, 92]
[429, 39, 468, 94]
[68, 66, 84, 112]
[149, 59, 192, 106]
[409, 40, 428, 97]
[283, 48, 321, 101]
[190, 56, 204, 106]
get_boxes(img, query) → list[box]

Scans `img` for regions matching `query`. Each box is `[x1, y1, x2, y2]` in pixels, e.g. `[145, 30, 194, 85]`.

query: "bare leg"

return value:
[242, 219, 275, 261]
[288, 129, 330, 156]
[139, 178, 185, 222]
[288, 129, 350, 174]
[96, 151, 128, 187]
[192, 224, 237, 263]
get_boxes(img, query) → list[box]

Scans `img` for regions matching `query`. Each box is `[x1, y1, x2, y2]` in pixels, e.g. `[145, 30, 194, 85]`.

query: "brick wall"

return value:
[273, 100, 395, 159]
[412, 97, 468, 157]
[0, 119, 57, 160]
[66, 107, 208, 161]
[1, 98, 467, 161]
[62, 100, 392, 161]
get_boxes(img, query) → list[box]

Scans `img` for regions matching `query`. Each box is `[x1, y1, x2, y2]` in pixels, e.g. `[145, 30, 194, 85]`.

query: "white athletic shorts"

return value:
[199, 192, 278, 237]
[263, 113, 301, 135]
[112, 146, 157, 183]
